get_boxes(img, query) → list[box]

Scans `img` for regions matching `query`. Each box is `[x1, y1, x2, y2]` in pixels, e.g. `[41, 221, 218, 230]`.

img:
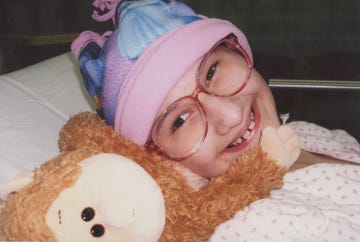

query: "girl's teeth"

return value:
[242, 130, 251, 139]
[235, 137, 243, 144]
[249, 120, 255, 129]
[227, 110, 256, 148]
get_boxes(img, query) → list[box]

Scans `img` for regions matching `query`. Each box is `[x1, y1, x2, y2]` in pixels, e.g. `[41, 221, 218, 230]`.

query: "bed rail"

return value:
[269, 79, 360, 90]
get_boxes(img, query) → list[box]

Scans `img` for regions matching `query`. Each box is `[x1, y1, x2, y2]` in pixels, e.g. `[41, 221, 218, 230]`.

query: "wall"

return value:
[183, 0, 360, 81]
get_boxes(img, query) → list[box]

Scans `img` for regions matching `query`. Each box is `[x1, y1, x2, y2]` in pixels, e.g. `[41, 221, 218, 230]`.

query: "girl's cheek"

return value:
[184, 145, 217, 167]
[244, 70, 268, 95]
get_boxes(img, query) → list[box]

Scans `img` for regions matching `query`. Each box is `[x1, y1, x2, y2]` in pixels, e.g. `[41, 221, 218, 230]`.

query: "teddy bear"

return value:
[0, 149, 166, 241]
[0, 112, 298, 241]
[59, 112, 297, 241]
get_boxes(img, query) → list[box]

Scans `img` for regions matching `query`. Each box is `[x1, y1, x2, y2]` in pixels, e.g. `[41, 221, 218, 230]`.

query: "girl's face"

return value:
[155, 43, 280, 178]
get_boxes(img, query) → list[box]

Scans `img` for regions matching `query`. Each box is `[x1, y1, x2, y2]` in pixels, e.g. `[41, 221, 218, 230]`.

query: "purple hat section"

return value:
[101, 35, 135, 125]
[114, 18, 253, 145]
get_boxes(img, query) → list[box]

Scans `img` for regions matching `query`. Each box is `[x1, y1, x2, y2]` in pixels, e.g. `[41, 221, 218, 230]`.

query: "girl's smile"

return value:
[223, 101, 259, 153]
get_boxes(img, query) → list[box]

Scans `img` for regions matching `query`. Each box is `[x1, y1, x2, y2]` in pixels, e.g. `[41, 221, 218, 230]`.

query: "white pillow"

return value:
[0, 53, 94, 189]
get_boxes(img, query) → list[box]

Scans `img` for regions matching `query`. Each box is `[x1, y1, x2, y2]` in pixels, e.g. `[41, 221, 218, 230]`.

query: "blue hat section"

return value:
[117, 0, 200, 59]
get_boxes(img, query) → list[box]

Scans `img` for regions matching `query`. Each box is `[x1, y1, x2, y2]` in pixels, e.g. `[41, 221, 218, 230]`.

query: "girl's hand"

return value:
[260, 125, 300, 168]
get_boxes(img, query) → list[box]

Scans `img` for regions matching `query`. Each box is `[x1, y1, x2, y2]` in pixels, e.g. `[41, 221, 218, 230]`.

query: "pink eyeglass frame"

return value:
[146, 33, 254, 161]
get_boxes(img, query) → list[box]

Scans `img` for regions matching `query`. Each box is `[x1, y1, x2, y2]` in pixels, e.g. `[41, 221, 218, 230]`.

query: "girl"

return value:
[72, 0, 352, 179]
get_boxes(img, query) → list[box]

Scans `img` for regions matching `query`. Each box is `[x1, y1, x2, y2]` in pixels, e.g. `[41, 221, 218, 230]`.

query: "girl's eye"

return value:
[205, 62, 218, 86]
[172, 112, 190, 133]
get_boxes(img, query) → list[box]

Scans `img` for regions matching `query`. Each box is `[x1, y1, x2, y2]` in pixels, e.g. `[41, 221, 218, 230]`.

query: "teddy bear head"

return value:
[0, 149, 165, 242]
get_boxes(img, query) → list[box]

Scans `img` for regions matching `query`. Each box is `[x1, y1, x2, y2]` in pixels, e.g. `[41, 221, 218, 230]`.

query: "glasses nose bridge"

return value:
[191, 84, 206, 99]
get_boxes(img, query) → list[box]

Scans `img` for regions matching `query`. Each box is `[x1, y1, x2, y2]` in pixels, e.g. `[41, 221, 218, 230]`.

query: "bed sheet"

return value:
[0, 53, 94, 191]
[209, 162, 360, 242]
[209, 122, 360, 242]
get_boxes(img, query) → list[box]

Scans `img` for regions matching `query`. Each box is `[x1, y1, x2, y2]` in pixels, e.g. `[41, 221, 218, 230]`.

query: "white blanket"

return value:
[209, 163, 360, 242]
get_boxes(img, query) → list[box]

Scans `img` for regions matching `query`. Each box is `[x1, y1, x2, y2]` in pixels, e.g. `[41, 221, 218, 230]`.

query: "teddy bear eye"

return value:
[91, 224, 105, 237]
[81, 207, 95, 222]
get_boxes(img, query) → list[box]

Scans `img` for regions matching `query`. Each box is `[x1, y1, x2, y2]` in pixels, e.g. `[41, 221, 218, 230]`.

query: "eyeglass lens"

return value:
[151, 35, 251, 159]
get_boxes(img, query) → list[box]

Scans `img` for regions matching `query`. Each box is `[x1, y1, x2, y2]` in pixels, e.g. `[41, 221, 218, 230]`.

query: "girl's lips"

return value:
[223, 101, 261, 153]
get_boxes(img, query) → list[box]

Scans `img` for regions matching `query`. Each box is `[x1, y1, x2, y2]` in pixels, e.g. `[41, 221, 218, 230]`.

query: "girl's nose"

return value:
[199, 93, 243, 135]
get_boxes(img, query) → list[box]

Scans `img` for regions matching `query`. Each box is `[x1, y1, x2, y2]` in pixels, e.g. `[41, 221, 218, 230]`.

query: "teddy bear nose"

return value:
[100, 197, 135, 228]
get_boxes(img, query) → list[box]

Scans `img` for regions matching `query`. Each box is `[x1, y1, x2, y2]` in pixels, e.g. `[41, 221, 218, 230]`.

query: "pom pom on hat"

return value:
[72, 0, 253, 145]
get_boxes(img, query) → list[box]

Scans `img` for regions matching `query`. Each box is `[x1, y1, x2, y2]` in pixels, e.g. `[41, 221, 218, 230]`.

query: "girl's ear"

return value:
[0, 172, 34, 201]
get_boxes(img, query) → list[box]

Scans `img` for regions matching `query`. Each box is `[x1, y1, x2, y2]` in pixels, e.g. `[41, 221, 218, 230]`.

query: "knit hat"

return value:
[72, 0, 253, 146]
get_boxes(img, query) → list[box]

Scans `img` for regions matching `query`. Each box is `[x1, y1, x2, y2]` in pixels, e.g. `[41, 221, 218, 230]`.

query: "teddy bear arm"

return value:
[159, 222, 203, 242]
[185, 148, 287, 240]
[216, 148, 287, 190]
[233, 162, 287, 196]
[188, 184, 263, 240]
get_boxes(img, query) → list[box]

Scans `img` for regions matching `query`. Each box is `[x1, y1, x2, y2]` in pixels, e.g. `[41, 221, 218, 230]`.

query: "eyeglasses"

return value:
[146, 33, 253, 160]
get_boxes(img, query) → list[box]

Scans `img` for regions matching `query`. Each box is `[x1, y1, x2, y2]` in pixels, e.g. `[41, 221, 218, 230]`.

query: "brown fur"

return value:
[59, 112, 287, 241]
[0, 112, 286, 241]
[0, 149, 98, 241]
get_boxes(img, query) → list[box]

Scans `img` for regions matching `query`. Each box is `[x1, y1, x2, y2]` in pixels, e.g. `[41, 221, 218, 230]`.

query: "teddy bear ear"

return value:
[0, 172, 34, 201]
